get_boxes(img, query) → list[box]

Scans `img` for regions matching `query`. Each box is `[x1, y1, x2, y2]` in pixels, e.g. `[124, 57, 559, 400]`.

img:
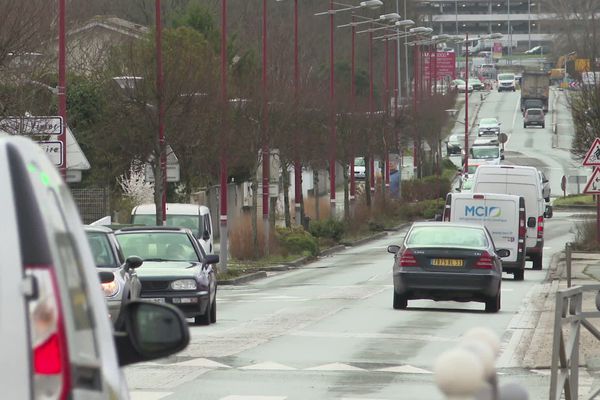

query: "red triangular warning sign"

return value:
[583, 138, 600, 166]
[584, 167, 600, 194]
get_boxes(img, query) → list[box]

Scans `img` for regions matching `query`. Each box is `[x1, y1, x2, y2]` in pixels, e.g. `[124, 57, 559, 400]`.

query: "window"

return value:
[116, 232, 199, 262]
[86, 232, 118, 268]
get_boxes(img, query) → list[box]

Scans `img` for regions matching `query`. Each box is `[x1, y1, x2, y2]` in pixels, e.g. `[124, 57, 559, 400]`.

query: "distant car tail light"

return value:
[27, 266, 70, 400]
[474, 251, 494, 269]
[399, 249, 418, 267]
[537, 216, 544, 238]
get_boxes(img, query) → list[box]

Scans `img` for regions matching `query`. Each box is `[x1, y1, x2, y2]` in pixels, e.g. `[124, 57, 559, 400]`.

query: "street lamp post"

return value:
[528, 0, 531, 51]
[58, 0, 67, 181]
[220, 0, 229, 271]
[261, 0, 270, 249]
[464, 31, 470, 174]
[155, 0, 167, 225]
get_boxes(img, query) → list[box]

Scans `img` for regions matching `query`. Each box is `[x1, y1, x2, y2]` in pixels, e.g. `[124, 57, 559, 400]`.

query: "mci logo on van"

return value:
[465, 206, 501, 218]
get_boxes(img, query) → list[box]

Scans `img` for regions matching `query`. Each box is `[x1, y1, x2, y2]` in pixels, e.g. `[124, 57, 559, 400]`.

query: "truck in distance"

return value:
[520, 71, 550, 112]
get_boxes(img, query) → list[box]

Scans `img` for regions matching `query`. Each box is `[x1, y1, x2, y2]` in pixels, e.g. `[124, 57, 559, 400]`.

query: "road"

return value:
[124, 89, 583, 400]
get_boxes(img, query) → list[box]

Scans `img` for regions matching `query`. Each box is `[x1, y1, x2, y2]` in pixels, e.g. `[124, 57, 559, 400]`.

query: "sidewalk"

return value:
[518, 249, 600, 396]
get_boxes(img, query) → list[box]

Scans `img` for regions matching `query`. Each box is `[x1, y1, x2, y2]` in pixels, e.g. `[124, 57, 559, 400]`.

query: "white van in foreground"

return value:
[131, 203, 214, 254]
[443, 193, 527, 280]
[472, 165, 547, 269]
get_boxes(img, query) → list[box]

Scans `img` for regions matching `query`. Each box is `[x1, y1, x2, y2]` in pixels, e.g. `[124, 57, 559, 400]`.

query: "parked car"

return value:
[524, 108, 545, 128]
[478, 117, 501, 136]
[131, 203, 214, 254]
[85, 225, 143, 325]
[387, 222, 508, 312]
[115, 226, 219, 325]
[352, 156, 366, 180]
[470, 77, 484, 91]
[451, 79, 473, 93]
[0, 136, 189, 398]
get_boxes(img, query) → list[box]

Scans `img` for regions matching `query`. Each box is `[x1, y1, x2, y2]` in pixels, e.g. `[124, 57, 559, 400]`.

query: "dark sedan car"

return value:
[387, 222, 509, 313]
[115, 226, 219, 325]
[85, 225, 143, 325]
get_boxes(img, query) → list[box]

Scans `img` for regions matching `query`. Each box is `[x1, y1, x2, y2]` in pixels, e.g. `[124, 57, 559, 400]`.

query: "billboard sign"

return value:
[423, 51, 456, 81]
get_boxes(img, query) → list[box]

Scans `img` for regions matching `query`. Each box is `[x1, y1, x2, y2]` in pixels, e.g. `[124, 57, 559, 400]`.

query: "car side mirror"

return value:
[202, 230, 211, 241]
[455, 187, 461, 192]
[387, 245, 401, 254]
[98, 271, 115, 284]
[496, 249, 511, 258]
[125, 256, 143, 271]
[527, 217, 536, 228]
[500, 154, 505, 160]
[114, 301, 189, 367]
[544, 205, 553, 219]
[205, 254, 220, 265]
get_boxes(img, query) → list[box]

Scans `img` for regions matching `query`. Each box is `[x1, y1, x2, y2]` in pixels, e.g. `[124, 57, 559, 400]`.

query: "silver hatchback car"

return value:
[524, 108, 545, 128]
[0, 136, 189, 398]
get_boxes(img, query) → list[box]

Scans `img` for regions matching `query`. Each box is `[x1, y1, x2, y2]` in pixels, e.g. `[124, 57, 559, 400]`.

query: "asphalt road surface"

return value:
[124, 88, 583, 400]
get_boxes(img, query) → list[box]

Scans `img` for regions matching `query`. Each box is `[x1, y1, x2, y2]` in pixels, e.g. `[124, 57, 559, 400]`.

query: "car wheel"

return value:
[523, 123, 527, 128]
[195, 300, 212, 325]
[485, 288, 501, 313]
[393, 292, 408, 310]
[514, 269, 524, 281]
[210, 297, 217, 323]
[532, 253, 543, 270]
[542, 123, 545, 129]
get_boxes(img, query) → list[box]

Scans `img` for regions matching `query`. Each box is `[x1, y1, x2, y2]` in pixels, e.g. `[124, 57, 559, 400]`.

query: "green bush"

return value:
[276, 226, 319, 257]
[398, 198, 445, 221]
[309, 218, 345, 242]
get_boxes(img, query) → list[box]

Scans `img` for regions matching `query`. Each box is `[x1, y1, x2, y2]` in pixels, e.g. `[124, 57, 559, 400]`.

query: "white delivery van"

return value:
[472, 165, 547, 270]
[131, 203, 214, 254]
[443, 193, 527, 280]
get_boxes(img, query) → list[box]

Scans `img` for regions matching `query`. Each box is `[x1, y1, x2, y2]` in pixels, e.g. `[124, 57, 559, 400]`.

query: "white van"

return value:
[472, 165, 547, 269]
[443, 193, 527, 280]
[497, 73, 516, 92]
[131, 203, 214, 254]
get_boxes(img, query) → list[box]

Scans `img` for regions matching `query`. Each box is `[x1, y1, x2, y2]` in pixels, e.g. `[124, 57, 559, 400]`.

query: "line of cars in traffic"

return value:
[390, 108, 553, 313]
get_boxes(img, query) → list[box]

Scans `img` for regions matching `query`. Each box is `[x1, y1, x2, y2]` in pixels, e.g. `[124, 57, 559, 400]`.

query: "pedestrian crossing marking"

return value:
[220, 396, 286, 400]
[129, 391, 173, 400]
[176, 358, 232, 369]
[306, 362, 366, 371]
[240, 362, 296, 370]
[375, 365, 431, 374]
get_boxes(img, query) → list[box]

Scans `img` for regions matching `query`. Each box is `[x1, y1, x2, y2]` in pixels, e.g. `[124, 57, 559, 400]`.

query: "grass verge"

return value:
[553, 194, 594, 207]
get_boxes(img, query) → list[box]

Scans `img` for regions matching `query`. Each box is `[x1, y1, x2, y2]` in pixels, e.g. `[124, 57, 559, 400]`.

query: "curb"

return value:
[218, 229, 407, 286]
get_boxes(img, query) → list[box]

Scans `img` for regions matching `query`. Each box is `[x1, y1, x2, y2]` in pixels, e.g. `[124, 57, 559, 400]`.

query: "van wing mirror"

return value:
[544, 205, 553, 219]
[202, 230, 211, 241]
[496, 249, 510, 258]
[387, 245, 401, 254]
[527, 217, 536, 228]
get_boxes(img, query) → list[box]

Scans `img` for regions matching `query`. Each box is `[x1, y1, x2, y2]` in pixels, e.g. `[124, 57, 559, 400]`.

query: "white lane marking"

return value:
[129, 392, 173, 400]
[306, 363, 366, 372]
[240, 362, 296, 371]
[221, 397, 286, 400]
[176, 358, 231, 369]
[290, 330, 455, 342]
[376, 365, 431, 374]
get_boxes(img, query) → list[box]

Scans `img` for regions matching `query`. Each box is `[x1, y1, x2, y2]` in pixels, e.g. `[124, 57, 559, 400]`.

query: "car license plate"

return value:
[146, 298, 165, 304]
[431, 258, 464, 267]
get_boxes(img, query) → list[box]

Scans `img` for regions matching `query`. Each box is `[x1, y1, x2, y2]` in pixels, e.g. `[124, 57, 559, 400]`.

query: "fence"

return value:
[71, 187, 110, 224]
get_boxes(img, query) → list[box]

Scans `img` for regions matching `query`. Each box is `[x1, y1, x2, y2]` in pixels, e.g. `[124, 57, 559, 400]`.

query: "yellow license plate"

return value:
[431, 258, 464, 267]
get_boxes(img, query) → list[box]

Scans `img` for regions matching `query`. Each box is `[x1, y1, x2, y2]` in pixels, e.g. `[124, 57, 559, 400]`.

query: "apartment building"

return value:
[415, 0, 552, 51]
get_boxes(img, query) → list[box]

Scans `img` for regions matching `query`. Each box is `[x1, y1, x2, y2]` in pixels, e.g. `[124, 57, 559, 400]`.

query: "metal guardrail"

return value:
[550, 244, 600, 399]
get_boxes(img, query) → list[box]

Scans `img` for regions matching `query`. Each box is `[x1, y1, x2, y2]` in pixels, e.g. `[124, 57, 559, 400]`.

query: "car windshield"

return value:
[116, 231, 199, 262]
[471, 147, 500, 159]
[527, 109, 542, 115]
[406, 226, 488, 248]
[498, 74, 514, 80]
[86, 231, 118, 268]
[480, 118, 498, 126]
[132, 214, 200, 236]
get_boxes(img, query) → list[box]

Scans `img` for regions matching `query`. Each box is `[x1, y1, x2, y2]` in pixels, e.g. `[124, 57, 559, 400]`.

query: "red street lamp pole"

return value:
[58, 0, 67, 180]
[293, 0, 303, 226]
[155, 0, 167, 225]
[262, 0, 270, 246]
[384, 38, 390, 191]
[349, 14, 357, 207]
[464, 32, 470, 175]
[369, 29, 375, 195]
[220, 0, 229, 271]
[412, 44, 419, 177]
[328, 0, 337, 218]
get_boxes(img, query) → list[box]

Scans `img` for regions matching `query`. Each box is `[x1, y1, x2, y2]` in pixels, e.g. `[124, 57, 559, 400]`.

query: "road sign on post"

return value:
[582, 138, 600, 166]
[0, 116, 63, 135]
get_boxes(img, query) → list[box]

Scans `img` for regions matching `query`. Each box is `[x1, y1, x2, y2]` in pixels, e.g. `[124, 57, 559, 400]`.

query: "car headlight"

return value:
[102, 280, 119, 297]
[170, 279, 197, 290]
